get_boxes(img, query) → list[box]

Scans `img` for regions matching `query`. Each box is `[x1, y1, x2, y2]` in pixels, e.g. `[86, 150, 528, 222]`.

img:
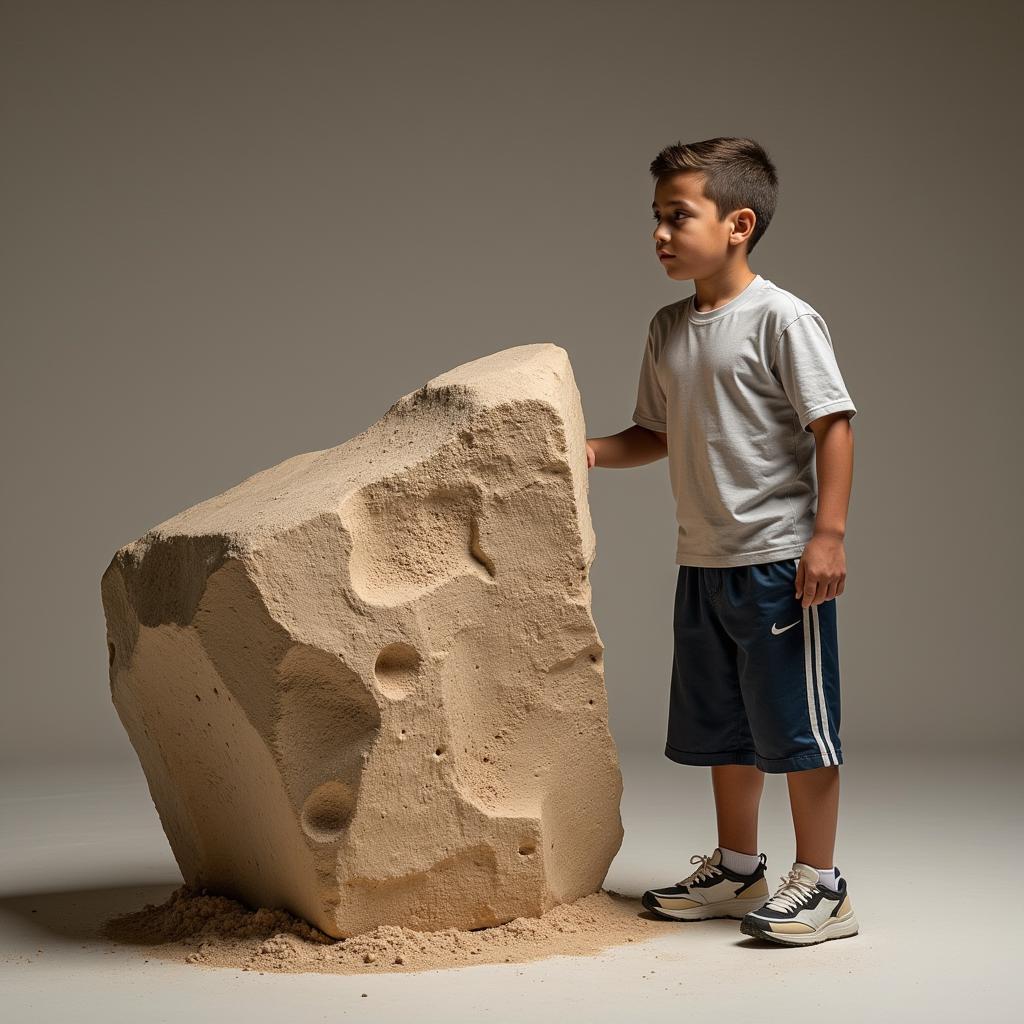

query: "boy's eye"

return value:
[652, 212, 686, 222]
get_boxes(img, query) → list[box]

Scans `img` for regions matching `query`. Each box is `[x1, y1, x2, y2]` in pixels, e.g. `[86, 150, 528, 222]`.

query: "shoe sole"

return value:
[739, 911, 860, 946]
[642, 890, 769, 922]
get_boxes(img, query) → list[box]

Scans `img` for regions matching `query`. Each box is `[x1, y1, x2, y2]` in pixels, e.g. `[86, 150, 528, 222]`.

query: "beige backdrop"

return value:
[2, 0, 1019, 767]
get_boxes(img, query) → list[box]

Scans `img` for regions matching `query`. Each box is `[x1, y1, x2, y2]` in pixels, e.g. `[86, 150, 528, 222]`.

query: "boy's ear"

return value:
[732, 207, 756, 243]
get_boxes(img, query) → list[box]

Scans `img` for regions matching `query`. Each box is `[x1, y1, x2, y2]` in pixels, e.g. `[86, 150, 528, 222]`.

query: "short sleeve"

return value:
[631, 317, 667, 432]
[771, 313, 857, 432]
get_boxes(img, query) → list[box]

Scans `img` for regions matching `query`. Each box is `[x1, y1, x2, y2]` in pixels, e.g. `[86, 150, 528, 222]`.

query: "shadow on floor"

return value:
[0, 882, 180, 942]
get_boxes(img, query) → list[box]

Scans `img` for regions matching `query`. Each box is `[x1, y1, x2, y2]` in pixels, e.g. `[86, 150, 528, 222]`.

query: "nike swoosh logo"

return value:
[771, 620, 800, 635]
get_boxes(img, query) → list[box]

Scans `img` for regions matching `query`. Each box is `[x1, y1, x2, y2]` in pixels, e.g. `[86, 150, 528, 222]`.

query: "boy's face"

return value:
[651, 171, 748, 280]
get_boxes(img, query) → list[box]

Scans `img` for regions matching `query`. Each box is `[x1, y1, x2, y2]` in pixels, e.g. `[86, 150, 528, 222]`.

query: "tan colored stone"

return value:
[101, 343, 623, 938]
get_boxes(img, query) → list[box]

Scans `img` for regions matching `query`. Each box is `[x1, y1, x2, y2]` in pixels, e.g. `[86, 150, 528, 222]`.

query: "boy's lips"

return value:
[658, 252, 676, 260]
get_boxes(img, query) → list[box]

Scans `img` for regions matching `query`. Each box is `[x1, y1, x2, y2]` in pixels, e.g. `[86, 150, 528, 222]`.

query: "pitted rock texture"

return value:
[101, 343, 623, 939]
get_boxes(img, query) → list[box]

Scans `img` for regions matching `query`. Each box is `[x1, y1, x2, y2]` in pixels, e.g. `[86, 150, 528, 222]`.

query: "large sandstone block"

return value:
[101, 343, 623, 938]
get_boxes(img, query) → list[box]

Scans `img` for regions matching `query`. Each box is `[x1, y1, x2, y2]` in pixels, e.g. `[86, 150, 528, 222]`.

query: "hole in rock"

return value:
[301, 780, 357, 842]
[107, 641, 116, 666]
[374, 642, 422, 699]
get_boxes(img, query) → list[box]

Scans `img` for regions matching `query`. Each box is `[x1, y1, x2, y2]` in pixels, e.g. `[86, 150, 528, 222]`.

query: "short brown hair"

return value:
[650, 137, 778, 254]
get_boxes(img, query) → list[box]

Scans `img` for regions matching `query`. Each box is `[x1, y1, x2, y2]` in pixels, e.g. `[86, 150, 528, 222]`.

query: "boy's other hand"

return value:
[585, 440, 597, 469]
[795, 533, 846, 607]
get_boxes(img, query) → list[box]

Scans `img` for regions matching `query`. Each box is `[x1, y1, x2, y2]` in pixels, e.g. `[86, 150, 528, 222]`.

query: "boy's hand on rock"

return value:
[795, 533, 846, 607]
[585, 440, 597, 469]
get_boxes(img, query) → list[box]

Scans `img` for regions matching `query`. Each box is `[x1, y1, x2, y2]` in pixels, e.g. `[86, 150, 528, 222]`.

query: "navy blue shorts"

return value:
[666, 556, 843, 774]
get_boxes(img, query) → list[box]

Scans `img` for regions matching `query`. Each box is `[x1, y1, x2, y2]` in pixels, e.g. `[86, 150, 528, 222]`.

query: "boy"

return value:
[586, 137, 859, 946]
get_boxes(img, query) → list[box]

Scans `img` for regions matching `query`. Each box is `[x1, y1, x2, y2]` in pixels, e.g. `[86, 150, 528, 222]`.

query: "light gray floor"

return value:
[1, 746, 1019, 1022]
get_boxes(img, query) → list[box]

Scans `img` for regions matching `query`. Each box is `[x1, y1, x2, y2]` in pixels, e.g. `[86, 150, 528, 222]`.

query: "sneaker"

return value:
[642, 848, 770, 921]
[740, 862, 860, 945]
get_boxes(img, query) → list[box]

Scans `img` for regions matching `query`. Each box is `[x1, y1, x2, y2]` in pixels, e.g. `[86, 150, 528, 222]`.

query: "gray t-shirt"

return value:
[632, 273, 857, 567]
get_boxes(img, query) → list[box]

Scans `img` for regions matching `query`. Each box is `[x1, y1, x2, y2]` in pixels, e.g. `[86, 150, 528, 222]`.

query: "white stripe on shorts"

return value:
[803, 607, 831, 765]
[796, 558, 831, 766]
[812, 604, 839, 765]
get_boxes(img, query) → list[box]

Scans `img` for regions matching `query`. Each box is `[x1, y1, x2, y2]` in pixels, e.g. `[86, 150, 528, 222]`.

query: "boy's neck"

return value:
[691, 262, 758, 313]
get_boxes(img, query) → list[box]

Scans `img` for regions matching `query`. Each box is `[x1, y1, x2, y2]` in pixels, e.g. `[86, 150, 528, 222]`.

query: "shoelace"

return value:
[764, 868, 817, 912]
[676, 853, 722, 888]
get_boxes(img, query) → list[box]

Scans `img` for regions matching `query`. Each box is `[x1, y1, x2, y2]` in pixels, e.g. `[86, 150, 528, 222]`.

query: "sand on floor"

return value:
[102, 884, 671, 974]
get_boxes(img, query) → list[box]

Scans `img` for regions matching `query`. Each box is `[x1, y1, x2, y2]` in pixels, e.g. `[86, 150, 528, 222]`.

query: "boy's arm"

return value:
[796, 412, 854, 607]
[586, 425, 667, 469]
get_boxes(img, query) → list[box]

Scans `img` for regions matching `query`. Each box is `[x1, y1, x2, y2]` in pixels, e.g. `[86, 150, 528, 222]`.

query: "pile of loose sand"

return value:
[103, 885, 665, 973]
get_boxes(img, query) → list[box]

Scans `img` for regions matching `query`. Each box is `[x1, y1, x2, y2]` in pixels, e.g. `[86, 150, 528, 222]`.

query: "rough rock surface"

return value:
[101, 343, 623, 939]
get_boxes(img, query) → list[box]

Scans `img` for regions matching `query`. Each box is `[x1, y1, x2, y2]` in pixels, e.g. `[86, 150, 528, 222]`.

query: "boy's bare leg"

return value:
[711, 765, 765, 854]
[787, 765, 840, 867]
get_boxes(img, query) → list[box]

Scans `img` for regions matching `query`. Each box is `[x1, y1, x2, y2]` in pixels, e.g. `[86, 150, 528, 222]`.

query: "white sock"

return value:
[815, 866, 841, 891]
[718, 846, 762, 875]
